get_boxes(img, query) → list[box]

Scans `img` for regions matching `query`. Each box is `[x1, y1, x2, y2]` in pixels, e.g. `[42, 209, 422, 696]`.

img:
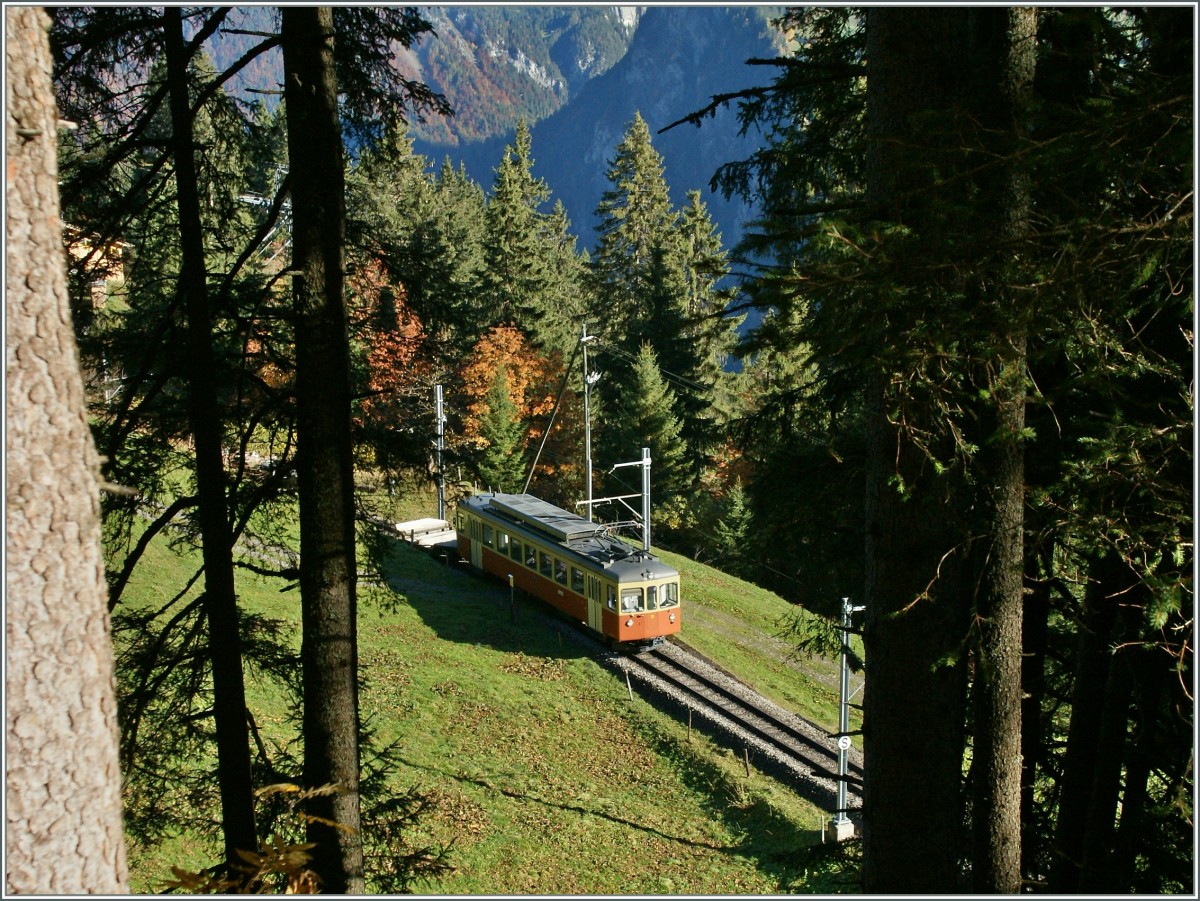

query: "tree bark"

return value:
[860, 9, 974, 893]
[1049, 552, 1130, 892]
[4, 6, 129, 892]
[162, 6, 259, 865]
[1108, 649, 1167, 890]
[965, 8, 1036, 893]
[281, 7, 365, 893]
[1019, 572, 1051, 883]
[1077, 597, 1142, 892]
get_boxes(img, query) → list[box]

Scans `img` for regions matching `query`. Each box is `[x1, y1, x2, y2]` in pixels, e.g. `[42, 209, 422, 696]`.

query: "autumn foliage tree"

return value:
[459, 325, 575, 496]
[352, 259, 431, 472]
[459, 326, 554, 443]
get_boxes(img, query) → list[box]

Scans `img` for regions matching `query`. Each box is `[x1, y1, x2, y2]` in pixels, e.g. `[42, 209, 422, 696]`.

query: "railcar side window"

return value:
[510, 539, 523, 563]
[661, 582, 679, 607]
[555, 559, 568, 585]
[621, 587, 643, 613]
[647, 585, 658, 609]
[483, 525, 493, 548]
[607, 585, 617, 610]
[571, 567, 584, 594]
[539, 551, 552, 578]
[497, 532, 509, 554]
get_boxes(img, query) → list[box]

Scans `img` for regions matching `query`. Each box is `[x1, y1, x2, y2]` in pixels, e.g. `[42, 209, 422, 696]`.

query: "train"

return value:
[454, 492, 681, 646]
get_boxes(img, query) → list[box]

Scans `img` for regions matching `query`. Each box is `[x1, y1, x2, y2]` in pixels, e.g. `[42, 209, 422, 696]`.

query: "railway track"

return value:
[615, 638, 864, 818]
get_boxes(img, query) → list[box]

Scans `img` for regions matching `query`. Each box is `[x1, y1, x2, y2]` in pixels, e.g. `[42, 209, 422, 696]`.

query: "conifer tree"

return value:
[538, 199, 592, 356]
[476, 366, 528, 494]
[484, 121, 550, 326]
[485, 121, 588, 356]
[652, 189, 739, 460]
[414, 160, 489, 352]
[281, 8, 364, 891]
[6, 8, 129, 890]
[712, 478, 753, 578]
[694, 4, 1190, 891]
[603, 342, 690, 503]
[591, 112, 677, 342]
[346, 125, 435, 276]
[52, 9, 275, 869]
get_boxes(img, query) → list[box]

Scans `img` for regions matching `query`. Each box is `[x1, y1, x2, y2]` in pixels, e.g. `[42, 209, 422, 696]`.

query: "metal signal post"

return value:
[832, 596, 865, 841]
[434, 384, 446, 520]
[581, 324, 599, 521]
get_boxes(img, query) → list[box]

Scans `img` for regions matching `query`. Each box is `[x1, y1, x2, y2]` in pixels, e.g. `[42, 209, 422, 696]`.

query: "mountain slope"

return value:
[407, 6, 642, 146]
[413, 6, 783, 248]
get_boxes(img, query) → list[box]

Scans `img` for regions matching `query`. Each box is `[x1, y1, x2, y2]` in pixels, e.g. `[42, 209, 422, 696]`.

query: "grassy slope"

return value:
[119, 489, 862, 893]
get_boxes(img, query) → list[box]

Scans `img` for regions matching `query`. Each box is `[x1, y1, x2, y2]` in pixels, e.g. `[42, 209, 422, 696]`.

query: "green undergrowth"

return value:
[115, 486, 863, 893]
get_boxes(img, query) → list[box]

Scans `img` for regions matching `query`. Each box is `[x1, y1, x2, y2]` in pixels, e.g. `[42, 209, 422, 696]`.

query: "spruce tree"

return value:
[281, 8, 364, 891]
[346, 124, 435, 276]
[591, 112, 677, 342]
[484, 122, 589, 357]
[538, 199, 592, 356]
[653, 189, 739, 460]
[712, 478, 753, 578]
[475, 365, 528, 494]
[696, 4, 1190, 891]
[604, 342, 690, 502]
[484, 120, 551, 327]
[414, 160, 489, 352]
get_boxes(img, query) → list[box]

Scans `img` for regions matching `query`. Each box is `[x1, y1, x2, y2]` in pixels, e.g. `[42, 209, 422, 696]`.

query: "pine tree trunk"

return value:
[1109, 651, 1166, 889]
[162, 6, 258, 865]
[4, 7, 129, 891]
[966, 8, 1036, 893]
[281, 8, 365, 893]
[1049, 552, 1130, 892]
[1019, 573, 1051, 883]
[860, 10, 974, 891]
[1077, 598, 1141, 892]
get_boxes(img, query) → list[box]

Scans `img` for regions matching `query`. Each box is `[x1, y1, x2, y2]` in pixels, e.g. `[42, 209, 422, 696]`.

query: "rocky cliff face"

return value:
[408, 6, 645, 145]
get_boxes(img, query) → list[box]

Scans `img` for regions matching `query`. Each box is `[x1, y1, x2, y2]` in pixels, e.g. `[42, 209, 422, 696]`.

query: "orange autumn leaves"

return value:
[354, 262, 428, 431]
[353, 261, 565, 467]
[459, 325, 557, 449]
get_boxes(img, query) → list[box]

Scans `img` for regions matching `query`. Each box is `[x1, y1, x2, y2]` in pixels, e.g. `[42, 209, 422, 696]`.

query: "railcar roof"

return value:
[486, 493, 600, 542]
[462, 492, 678, 579]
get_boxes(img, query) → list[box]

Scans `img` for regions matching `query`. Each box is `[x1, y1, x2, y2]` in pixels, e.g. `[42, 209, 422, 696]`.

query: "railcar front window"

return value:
[661, 582, 679, 608]
[621, 588, 643, 612]
[607, 585, 617, 610]
[647, 585, 658, 609]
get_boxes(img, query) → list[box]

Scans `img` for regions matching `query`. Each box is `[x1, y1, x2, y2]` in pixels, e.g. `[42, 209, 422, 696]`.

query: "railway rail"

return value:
[615, 638, 864, 819]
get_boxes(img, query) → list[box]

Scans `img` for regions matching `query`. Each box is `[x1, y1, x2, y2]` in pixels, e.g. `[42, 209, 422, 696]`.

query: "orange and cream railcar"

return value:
[455, 493, 681, 646]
